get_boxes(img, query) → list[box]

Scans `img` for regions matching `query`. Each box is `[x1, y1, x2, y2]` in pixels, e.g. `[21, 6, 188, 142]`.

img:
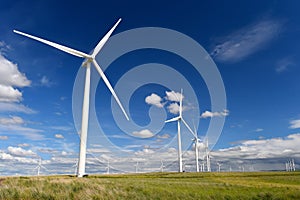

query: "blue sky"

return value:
[0, 0, 300, 175]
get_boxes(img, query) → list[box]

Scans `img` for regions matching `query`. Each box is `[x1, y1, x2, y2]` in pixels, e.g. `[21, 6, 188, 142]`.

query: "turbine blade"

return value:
[13, 30, 90, 58]
[182, 118, 197, 138]
[91, 18, 122, 58]
[179, 89, 183, 117]
[165, 116, 180, 123]
[92, 60, 129, 120]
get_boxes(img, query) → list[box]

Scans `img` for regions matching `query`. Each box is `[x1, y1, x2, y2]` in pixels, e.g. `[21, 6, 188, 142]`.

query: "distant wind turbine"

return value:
[165, 89, 197, 172]
[160, 160, 165, 172]
[14, 19, 129, 177]
[35, 158, 47, 176]
[205, 138, 211, 172]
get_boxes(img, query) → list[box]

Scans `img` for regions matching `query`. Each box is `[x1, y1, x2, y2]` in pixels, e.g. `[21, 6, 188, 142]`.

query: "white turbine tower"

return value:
[165, 89, 196, 172]
[217, 162, 222, 172]
[105, 159, 110, 174]
[192, 123, 200, 172]
[160, 160, 165, 172]
[205, 138, 211, 172]
[14, 19, 129, 177]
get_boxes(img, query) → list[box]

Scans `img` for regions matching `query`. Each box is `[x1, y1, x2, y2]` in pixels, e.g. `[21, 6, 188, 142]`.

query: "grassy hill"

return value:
[0, 171, 299, 199]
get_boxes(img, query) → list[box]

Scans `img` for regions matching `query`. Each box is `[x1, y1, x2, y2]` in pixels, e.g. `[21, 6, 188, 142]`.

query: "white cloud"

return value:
[7, 146, 37, 157]
[255, 128, 264, 132]
[200, 109, 229, 118]
[18, 143, 30, 147]
[157, 133, 171, 139]
[167, 103, 180, 114]
[0, 136, 8, 140]
[55, 134, 64, 139]
[132, 129, 155, 138]
[289, 119, 300, 129]
[0, 124, 44, 140]
[145, 93, 164, 108]
[0, 84, 23, 102]
[0, 116, 24, 125]
[213, 133, 300, 161]
[165, 91, 183, 102]
[0, 55, 30, 87]
[0, 102, 36, 113]
[211, 19, 282, 63]
[40, 75, 55, 87]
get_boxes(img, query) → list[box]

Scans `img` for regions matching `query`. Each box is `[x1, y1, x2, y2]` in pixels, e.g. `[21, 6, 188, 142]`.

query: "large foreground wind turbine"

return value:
[165, 89, 196, 172]
[14, 18, 129, 177]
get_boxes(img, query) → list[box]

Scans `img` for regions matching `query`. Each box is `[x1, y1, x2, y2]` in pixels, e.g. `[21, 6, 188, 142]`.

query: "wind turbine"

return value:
[205, 138, 211, 172]
[165, 89, 197, 172]
[35, 158, 47, 176]
[72, 159, 78, 175]
[14, 19, 129, 177]
[192, 122, 201, 172]
[105, 159, 110, 174]
[160, 160, 165, 172]
[217, 162, 222, 172]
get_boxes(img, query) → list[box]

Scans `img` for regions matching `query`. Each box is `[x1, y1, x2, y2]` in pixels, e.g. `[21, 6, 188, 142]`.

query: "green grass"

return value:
[0, 172, 299, 199]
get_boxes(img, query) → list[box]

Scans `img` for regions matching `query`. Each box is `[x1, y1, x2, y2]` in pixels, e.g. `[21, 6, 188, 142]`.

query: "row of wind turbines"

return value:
[14, 18, 211, 177]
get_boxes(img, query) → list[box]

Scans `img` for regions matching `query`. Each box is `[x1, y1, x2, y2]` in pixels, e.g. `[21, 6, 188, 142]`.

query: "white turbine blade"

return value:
[182, 118, 197, 138]
[92, 60, 129, 120]
[91, 18, 122, 58]
[13, 30, 90, 58]
[179, 89, 183, 117]
[41, 165, 48, 170]
[165, 116, 180, 123]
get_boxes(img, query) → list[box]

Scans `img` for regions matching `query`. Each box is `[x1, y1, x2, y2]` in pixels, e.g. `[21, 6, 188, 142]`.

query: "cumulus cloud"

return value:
[200, 109, 229, 118]
[167, 103, 180, 114]
[211, 19, 282, 63]
[213, 133, 300, 161]
[132, 129, 155, 138]
[0, 84, 23, 102]
[0, 116, 24, 125]
[165, 91, 183, 102]
[0, 55, 30, 102]
[55, 134, 64, 139]
[7, 146, 37, 157]
[145, 93, 164, 108]
[289, 119, 300, 129]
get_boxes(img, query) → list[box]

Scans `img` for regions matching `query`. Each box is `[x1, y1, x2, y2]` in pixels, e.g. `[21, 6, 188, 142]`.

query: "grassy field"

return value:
[0, 171, 299, 200]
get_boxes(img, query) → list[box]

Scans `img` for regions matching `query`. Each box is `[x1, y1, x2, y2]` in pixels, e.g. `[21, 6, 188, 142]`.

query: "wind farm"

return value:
[1, 0, 300, 199]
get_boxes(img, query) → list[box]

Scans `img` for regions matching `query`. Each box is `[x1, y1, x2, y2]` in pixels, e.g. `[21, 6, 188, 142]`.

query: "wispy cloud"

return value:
[55, 134, 64, 139]
[254, 128, 264, 132]
[211, 19, 282, 63]
[200, 109, 229, 118]
[39, 75, 55, 87]
[275, 57, 294, 73]
[0, 116, 24, 125]
[0, 102, 36, 114]
[0, 136, 8, 140]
